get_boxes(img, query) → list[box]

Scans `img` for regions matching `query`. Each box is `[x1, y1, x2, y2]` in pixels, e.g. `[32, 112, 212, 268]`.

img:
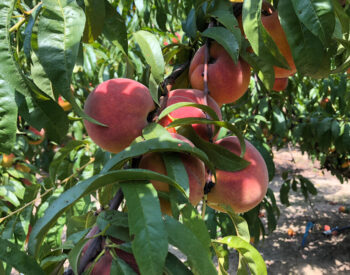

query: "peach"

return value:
[189, 42, 251, 106]
[84, 78, 155, 154]
[159, 89, 222, 140]
[207, 136, 269, 213]
[1, 153, 15, 168]
[139, 133, 205, 215]
[27, 127, 45, 145]
[272, 77, 288, 91]
[261, 10, 296, 78]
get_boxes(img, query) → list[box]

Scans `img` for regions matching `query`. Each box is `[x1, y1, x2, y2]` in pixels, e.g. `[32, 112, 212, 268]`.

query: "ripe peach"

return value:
[139, 133, 206, 215]
[27, 127, 45, 145]
[207, 136, 269, 213]
[84, 78, 155, 154]
[1, 153, 15, 168]
[58, 96, 72, 111]
[272, 77, 288, 91]
[189, 42, 251, 106]
[261, 10, 296, 78]
[159, 89, 222, 140]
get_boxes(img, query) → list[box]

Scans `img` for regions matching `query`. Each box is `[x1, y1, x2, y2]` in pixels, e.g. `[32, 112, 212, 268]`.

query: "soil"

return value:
[251, 147, 350, 275]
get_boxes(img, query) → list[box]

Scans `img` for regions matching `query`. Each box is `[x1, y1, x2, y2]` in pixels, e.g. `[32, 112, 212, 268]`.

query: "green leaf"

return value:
[209, 0, 241, 36]
[23, 3, 42, 59]
[332, 0, 349, 36]
[181, 204, 211, 248]
[134, 0, 145, 15]
[103, 0, 128, 54]
[162, 153, 189, 197]
[32, 97, 70, 143]
[278, 0, 331, 78]
[155, 0, 167, 31]
[31, 52, 54, 99]
[142, 123, 173, 140]
[49, 140, 87, 182]
[28, 169, 181, 258]
[0, 185, 20, 207]
[83, 0, 105, 43]
[242, 0, 289, 69]
[164, 216, 217, 275]
[0, 78, 17, 154]
[102, 136, 212, 174]
[224, 208, 250, 242]
[182, 8, 197, 39]
[177, 126, 249, 172]
[97, 210, 130, 242]
[298, 176, 317, 196]
[111, 257, 138, 275]
[202, 27, 240, 64]
[134, 30, 165, 83]
[0, 0, 31, 96]
[240, 43, 274, 89]
[342, 124, 350, 149]
[272, 106, 287, 136]
[317, 117, 332, 137]
[212, 242, 229, 275]
[173, 119, 246, 156]
[331, 119, 340, 138]
[214, 236, 267, 275]
[149, 73, 160, 105]
[38, 0, 99, 124]
[121, 182, 168, 275]
[163, 253, 192, 275]
[40, 254, 68, 269]
[248, 139, 275, 181]
[158, 102, 220, 122]
[68, 237, 90, 275]
[291, 0, 334, 46]
[280, 181, 290, 206]
[161, 153, 188, 218]
[0, 239, 45, 275]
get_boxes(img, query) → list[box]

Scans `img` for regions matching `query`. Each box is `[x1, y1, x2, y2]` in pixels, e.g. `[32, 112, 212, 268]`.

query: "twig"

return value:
[161, 61, 190, 96]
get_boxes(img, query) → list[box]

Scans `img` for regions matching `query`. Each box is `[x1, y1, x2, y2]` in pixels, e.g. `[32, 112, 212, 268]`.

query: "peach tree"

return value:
[0, 0, 349, 274]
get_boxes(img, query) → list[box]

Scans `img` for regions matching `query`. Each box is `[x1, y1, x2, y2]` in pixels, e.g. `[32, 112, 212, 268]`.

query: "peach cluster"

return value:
[80, 1, 300, 221]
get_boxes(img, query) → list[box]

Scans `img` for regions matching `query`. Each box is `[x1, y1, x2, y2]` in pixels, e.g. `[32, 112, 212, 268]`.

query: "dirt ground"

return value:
[252, 147, 350, 275]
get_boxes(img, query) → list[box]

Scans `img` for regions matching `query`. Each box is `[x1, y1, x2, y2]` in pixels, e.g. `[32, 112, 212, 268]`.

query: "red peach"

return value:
[207, 136, 269, 213]
[84, 79, 155, 154]
[189, 42, 251, 106]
